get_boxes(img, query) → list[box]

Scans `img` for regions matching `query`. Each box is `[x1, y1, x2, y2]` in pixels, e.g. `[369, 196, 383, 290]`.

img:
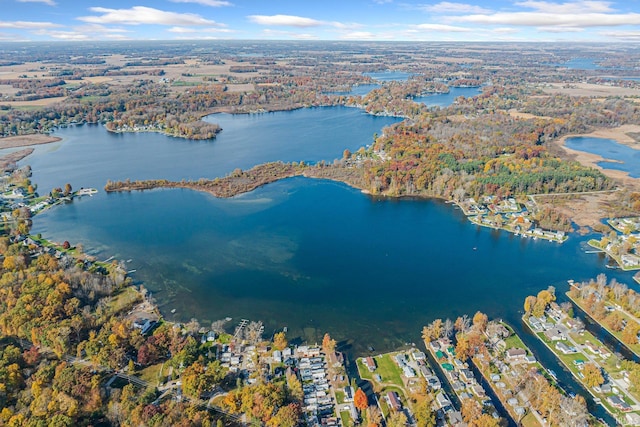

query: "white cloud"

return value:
[170, 0, 232, 7]
[421, 2, 492, 14]
[448, 0, 639, 28]
[599, 30, 640, 40]
[453, 12, 640, 27]
[168, 26, 197, 33]
[537, 25, 585, 32]
[78, 6, 218, 26]
[33, 30, 90, 40]
[0, 20, 60, 29]
[515, 1, 614, 13]
[248, 15, 324, 27]
[414, 23, 472, 32]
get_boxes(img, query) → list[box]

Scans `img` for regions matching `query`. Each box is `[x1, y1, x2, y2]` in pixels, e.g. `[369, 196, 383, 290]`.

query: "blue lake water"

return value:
[12, 108, 636, 363]
[563, 58, 600, 70]
[413, 86, 481, 107]
[326, 83, 381, 97]
[364, 71, 413, 82]
[565, 136, 640, 178]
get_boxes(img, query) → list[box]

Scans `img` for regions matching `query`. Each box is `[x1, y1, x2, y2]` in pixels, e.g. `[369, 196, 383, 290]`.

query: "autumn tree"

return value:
[273, 332, 288, 351]
[365, 405, 382, 427]
[622, 322, 640, 345]
[524, 295, 537, 314]
[472, 311, 488, 333]
[581, 363, 604, 388]
[387, 411, 408, 427]
[322, 333, 337, 354]
[354, 388, 368, 412]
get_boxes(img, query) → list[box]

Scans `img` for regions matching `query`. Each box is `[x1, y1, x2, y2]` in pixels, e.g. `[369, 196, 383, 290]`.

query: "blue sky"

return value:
[1, 0, 640, 42]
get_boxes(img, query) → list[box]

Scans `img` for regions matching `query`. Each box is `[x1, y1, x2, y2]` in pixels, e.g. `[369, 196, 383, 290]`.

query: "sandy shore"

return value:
[0, 134, 61, 149]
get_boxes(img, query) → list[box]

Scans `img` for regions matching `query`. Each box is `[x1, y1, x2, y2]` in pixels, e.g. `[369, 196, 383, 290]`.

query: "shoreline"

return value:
[0, 134, 61, 149]
[554, 125, 640, 190]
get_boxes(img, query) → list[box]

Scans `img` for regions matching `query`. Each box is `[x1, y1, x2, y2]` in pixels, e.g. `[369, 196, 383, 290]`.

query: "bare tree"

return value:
[443, 318, 454, 339]
[210, 319, 229, 334]
[244, 321, 264, 344]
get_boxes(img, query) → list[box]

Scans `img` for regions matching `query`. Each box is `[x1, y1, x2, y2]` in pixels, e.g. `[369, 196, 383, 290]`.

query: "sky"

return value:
[1, 0, 640, 42]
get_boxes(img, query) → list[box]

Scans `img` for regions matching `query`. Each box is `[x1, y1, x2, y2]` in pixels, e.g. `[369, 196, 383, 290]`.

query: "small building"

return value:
[544, 327, 565, 341]
[505, 348, 526, 361]
[402, 365, 416, 378]
[364, 356, 376, 372]
[555, 342, 577, 354]
[387, 391, 402, 411]
[412, 351, 426, 361]
[626, 412, 640, 426]
[460, 369, 475, 383]
[273, 350, 282, 363]
[344, 386, 354, 402]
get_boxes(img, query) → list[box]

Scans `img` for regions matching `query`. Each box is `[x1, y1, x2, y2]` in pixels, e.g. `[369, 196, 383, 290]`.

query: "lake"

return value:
[326, 84, 381, 97]
[413, 86, 481, 107]
[18, 109, 637, 356]
[364, 71, 413, 82]
[18, 107, 637, 421]
[565, 136, 640, 178]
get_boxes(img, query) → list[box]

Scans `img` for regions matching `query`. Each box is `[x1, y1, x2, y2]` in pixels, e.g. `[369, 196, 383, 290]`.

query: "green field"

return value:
[356, 353, 404, 388]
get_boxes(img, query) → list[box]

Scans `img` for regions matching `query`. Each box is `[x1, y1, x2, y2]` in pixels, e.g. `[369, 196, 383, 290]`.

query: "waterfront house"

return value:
[403, 365, 416, 378]
[460, 369, 475, 383]
[544, 327, 565, 341]
[364, 356, 376, 372]
[505, 348, 526, 361]
[412, 351, 426, 361]
[607, 395, 632, 412]
[471, 385, 486, 398]
[344, 386, 354, 402]
[436, 391, 452, 411]
[555, 342, 577, 354]
[566, 318, 585, 333]
[273, 350, 282, 363]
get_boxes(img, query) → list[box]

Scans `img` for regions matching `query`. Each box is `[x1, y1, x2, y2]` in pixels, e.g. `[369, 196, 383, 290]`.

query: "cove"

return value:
[413, 86, 481, 107]
[565, 136, 640, 178]
[21, 106, 400, 194]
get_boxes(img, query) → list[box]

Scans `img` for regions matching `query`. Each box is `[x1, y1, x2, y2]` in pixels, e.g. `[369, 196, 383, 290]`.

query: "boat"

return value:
[548, 369, 557, 380]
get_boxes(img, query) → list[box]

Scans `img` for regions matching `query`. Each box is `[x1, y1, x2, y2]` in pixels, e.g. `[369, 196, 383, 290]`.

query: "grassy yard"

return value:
[356, 353, 404, 388]
[335, 390, 345, 405]
[105, 286, 142, 317]
[533, 327, 629, 419]
[568, 293, 640, 357]
[339, 409, 351, 426]
[504, 333, 528, 351]
[137, 362, 166, 386]
[520, 412, 540, 427]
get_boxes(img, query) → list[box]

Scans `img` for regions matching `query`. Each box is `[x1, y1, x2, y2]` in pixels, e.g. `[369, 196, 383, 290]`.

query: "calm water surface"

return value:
[565, 136, 640, 178]
[18, 107, 635, 422]
[364, 71, 413, 82]
[17, 108, 637, 358]
[414, 86, 481, 107]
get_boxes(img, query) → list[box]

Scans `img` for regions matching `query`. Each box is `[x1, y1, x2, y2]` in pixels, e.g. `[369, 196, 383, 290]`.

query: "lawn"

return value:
[520, 412, 541, 427]
[137, 362, 166, 386]
[568, 293, 640, 357]
[335, 390, 345, 405]
[504, 333, 528, 351]
[372, 353, 404, 387]
[356, 353, 404, 388]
